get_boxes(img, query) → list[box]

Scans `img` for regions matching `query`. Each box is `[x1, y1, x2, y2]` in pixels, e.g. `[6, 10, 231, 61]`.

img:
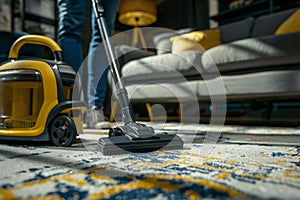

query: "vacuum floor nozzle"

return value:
[98, 134, 183, 155]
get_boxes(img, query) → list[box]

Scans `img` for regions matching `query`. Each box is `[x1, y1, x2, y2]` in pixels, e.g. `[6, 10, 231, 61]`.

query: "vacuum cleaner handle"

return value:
[9, 35, 63, 62]
[92, 0, 135, 125]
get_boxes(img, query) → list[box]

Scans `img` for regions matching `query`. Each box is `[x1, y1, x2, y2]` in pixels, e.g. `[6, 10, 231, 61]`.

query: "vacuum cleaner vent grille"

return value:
[12, 119, 36, 128]
[0, 69, 43, 129]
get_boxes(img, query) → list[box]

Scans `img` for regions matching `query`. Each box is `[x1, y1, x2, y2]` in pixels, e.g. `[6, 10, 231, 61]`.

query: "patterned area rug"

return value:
[0, 123, 299, 199]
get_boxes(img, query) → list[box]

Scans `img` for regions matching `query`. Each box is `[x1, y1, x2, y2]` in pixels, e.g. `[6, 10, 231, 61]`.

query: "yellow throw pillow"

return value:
[170, 29, 221, 53]
[171, 35, 206, 53]
[275, 9, 300, 35]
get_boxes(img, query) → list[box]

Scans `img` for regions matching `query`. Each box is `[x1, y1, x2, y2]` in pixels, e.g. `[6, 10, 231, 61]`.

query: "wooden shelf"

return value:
[10, 0, 57, 38]
[210, 0, 300, 25]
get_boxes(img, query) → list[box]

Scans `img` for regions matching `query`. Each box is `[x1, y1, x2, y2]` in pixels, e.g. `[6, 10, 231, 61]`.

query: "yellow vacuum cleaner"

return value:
[0, 35, 85, 146]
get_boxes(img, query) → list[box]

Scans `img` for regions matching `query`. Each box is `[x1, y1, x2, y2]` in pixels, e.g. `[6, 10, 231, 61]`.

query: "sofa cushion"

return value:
[220, 17, 255, 44]
[202, 31, 300, 73]
[126, 70, 300, 101]
[275, 9, 300, 35]
[251, 8, 296, 37]
[126, 81, 200, 100]
[121, 51, 204, 84]
[114, 44, 156, 66]
[153, 28, 194, 55]
[170, 29, 221, 53]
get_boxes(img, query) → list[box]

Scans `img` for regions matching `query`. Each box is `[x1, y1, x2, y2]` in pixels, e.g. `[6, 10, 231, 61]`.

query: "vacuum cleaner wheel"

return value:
[49, 115, 77, 146]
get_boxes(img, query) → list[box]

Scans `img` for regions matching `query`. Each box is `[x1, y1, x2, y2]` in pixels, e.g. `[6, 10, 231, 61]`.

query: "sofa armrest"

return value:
[255, 31, 300, 54]
[202, 31, 300, 73]
[115, 44, 156, 67]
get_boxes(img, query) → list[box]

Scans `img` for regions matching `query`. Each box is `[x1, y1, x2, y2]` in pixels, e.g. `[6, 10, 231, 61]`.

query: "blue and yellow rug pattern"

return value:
[0, 124, 299, 199]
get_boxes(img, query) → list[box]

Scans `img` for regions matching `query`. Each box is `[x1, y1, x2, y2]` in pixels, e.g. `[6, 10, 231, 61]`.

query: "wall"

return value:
[115, 0, 210, 31]
[209, 0, 218, 28]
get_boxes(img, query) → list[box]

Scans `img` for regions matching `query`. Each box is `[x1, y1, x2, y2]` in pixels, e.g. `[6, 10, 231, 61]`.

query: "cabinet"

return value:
[210, 0, 300, 25]
[0, 0, 57, 38]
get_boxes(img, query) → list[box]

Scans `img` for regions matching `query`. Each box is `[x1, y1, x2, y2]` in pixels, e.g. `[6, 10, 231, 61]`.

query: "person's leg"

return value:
[57, 0, 85, 72]
[88, 0, 120, 109]
[89, 0, 120, 49]
[86, 0, 120, 128]
[87, 40, 108, 110]
[87, 10, 108, 110]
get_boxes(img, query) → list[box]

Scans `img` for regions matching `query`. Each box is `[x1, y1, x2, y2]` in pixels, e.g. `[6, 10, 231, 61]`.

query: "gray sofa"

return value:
[111, 8, 300, 124]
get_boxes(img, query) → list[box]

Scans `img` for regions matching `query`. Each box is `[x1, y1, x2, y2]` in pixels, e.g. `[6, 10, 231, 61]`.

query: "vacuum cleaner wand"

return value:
[91, 0, 183, 155]
[92, 0, 134, 125]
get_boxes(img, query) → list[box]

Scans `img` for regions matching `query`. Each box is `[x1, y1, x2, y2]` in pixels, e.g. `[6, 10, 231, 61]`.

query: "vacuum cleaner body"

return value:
[0, 35, 85, 146]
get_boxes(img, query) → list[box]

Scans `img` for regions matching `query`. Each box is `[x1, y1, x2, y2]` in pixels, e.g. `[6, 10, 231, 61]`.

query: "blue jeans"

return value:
[57, 0, 85, 72]
[57, 0, 120, 108]
[88, 0, 120, 109]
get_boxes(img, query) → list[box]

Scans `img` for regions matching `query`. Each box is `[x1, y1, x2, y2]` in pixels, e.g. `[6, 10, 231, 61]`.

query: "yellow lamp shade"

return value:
[119, 0, 157, 26]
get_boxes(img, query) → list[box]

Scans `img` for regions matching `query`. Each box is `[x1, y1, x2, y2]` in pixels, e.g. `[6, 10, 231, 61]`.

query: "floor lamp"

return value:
[118, 0, 157, 48]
